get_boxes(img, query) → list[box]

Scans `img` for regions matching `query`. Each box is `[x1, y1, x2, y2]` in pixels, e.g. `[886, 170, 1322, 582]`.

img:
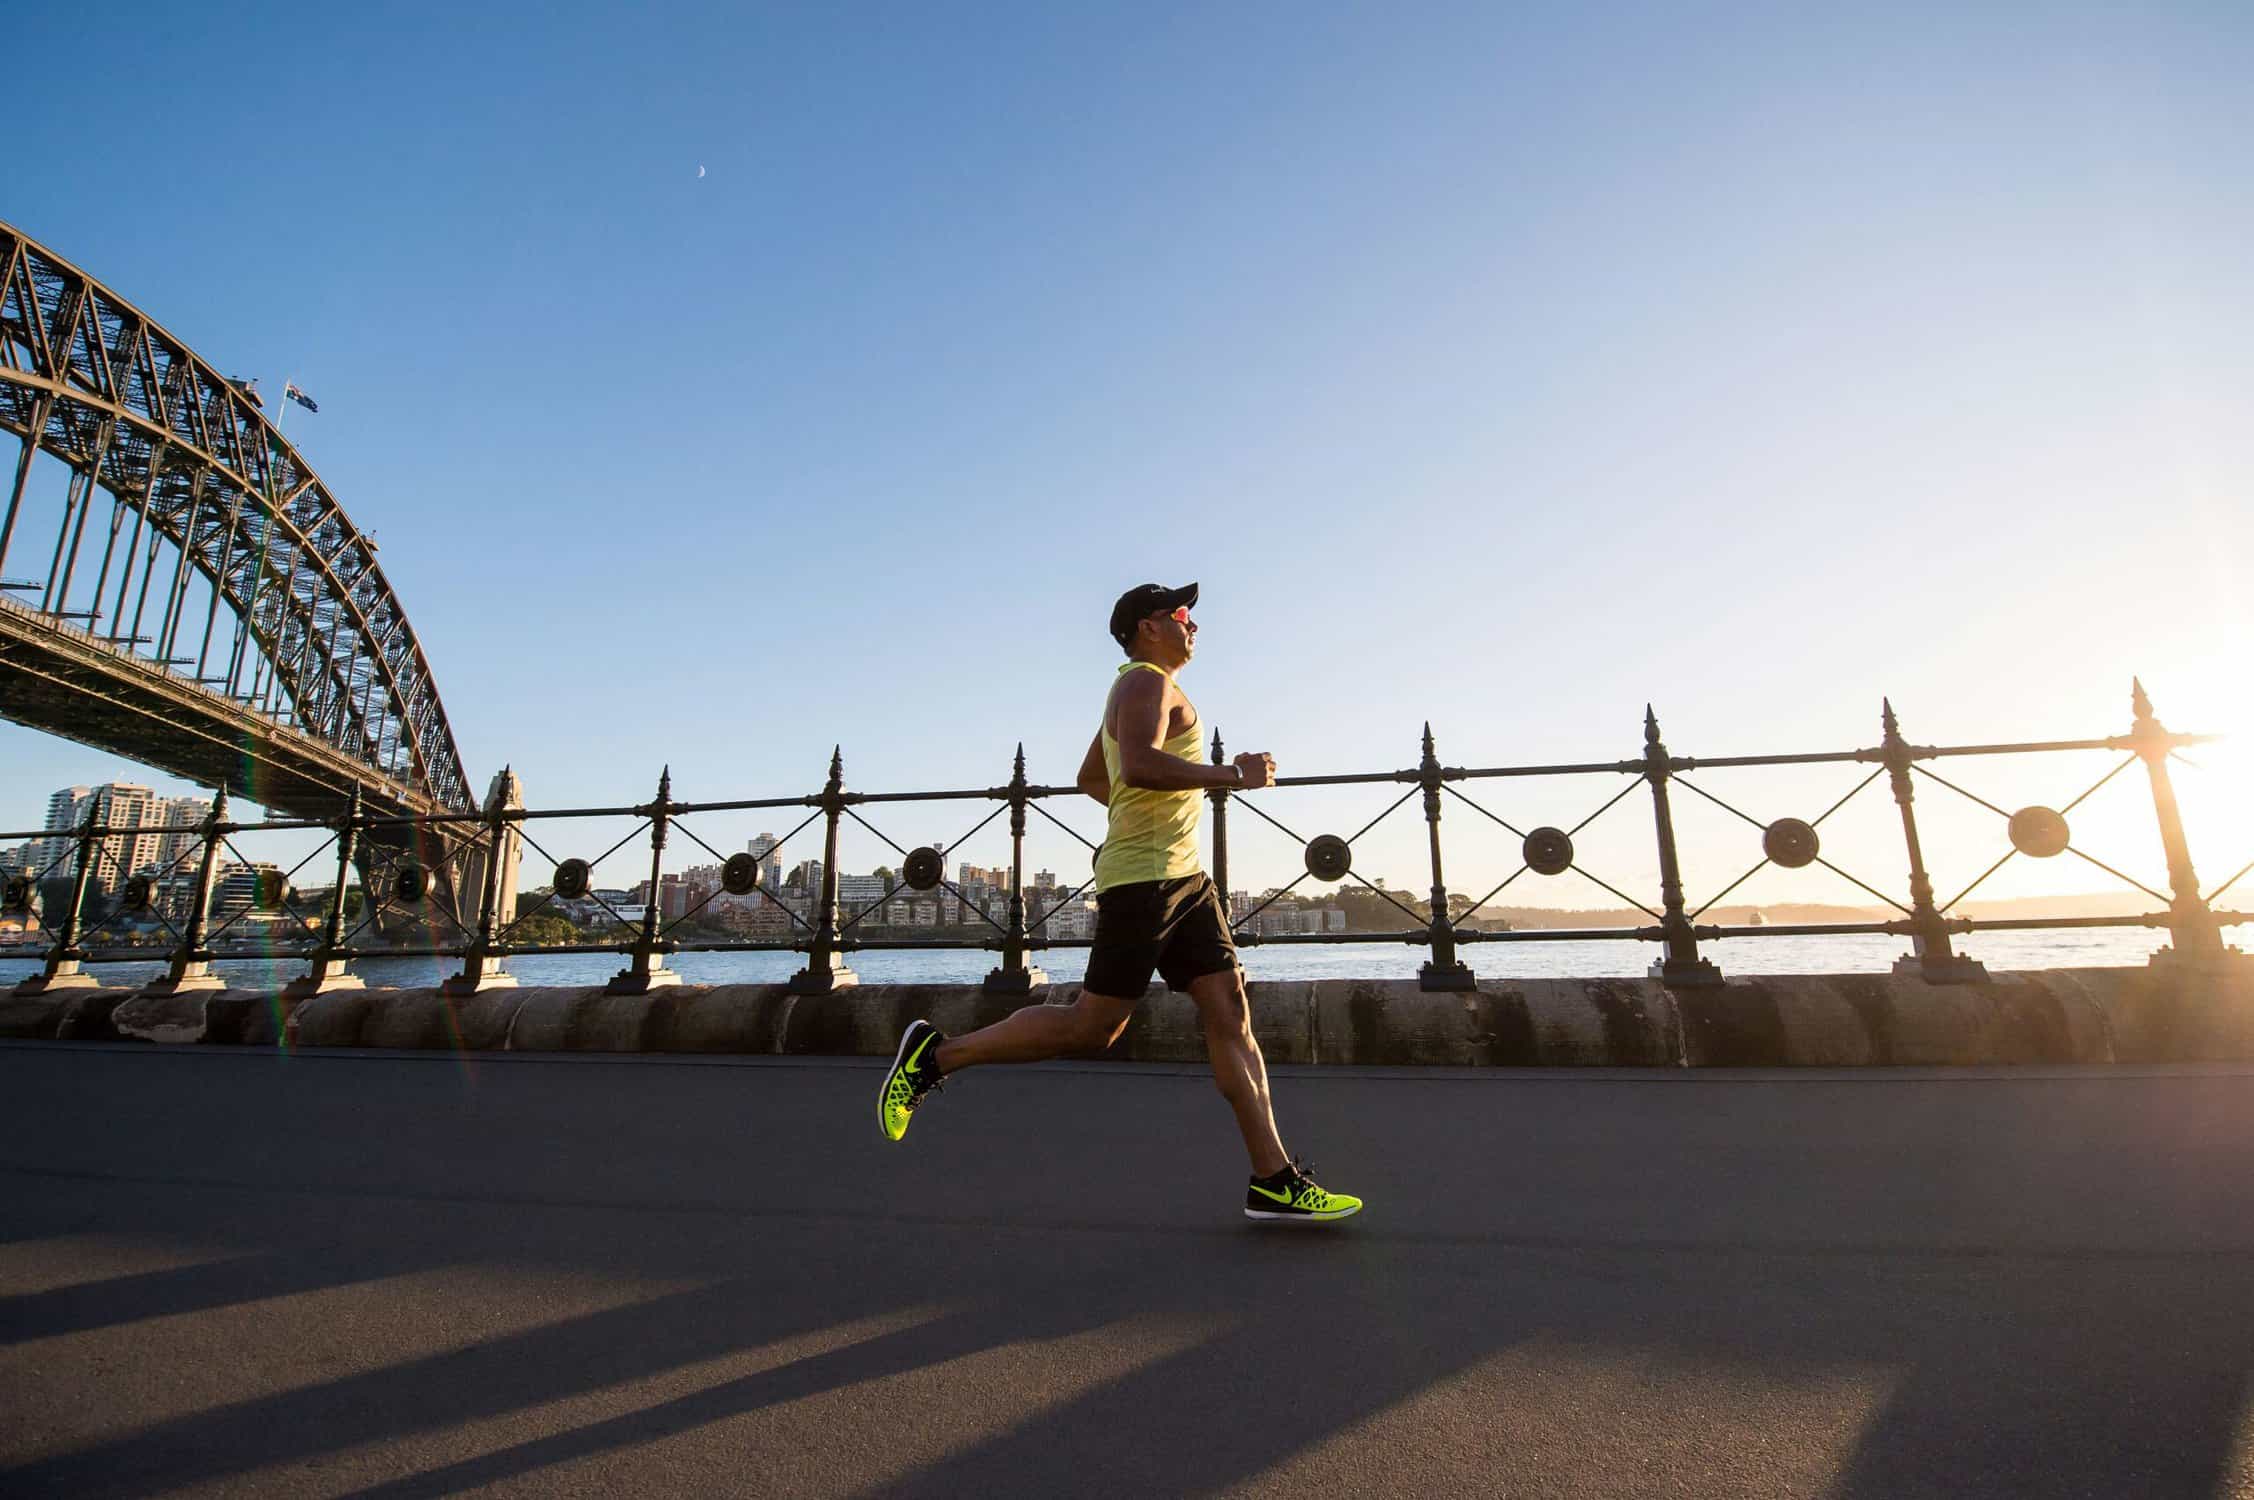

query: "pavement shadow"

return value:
[31, 1219, 2239, 1499]
[0, 1161, 485, 1349]
[7, 1055, 2254, 1497]
[0, 1245, 439, 1347]
[2, 1202, 1558, 1499]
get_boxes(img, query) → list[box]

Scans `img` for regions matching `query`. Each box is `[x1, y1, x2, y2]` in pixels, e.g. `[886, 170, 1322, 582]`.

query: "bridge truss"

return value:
[0, 219, 471, 817]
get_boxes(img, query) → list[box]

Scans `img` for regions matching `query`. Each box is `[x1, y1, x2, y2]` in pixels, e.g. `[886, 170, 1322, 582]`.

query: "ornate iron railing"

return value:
[4, 681, 2247, 998]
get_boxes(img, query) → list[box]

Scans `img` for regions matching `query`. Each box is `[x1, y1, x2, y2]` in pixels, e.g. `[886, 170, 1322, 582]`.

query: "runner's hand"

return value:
[1231, 752, 1276, 790]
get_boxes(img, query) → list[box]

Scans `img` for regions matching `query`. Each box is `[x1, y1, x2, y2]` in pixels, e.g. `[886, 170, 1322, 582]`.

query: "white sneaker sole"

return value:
[1244, 1203, 1361, 1223]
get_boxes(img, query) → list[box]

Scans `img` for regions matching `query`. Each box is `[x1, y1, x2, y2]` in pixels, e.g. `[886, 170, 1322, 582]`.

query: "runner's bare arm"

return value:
[1113, 669, 1271, 790]
[1077, 732, 1109, 806]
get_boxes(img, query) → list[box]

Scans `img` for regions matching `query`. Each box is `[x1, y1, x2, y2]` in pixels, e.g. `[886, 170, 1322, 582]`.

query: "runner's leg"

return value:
[930, 989, 1136, 1073]
[1186, 967, 1288, 1177]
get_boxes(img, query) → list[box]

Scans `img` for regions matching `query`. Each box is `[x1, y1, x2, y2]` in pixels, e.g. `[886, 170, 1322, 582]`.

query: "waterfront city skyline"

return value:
[3, 3, 2249, 912]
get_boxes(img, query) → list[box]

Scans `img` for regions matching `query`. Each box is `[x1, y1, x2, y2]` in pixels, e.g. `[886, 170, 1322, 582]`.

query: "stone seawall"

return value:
[5, 966, 2252, 1065]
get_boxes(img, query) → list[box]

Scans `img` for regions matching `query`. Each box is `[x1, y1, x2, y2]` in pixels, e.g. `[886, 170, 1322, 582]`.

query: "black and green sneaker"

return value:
[878, 1019, 946, 1142]
[1245, 1160, 1362, 1223]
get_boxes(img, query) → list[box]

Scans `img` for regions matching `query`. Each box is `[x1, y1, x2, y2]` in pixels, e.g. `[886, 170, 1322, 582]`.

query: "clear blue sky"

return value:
[6, 2, 2251, 906]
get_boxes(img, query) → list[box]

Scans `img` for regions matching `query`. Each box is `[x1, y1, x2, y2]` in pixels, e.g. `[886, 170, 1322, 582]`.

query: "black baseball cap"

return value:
[1108, 581, 1199, 649]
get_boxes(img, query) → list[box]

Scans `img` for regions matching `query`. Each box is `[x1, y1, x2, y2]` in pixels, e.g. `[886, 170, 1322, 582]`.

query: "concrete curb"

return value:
[6, 966, 2251, 1065]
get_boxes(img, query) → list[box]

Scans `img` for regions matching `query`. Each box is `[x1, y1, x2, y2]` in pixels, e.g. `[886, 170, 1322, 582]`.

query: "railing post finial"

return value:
[15, 802, 102, 994]
[141, 788, 230, 997]
[1881, 698, 1985, 983]
[791, 747, 860, 994]
[985, 741, 1048, 995]
[607, 763, 684, 994]
[2129, 678, 2235, 967]
[287, 784, 369, 999]
[1417, 722, 1476, 992]
[1642, 705, 1721, 988]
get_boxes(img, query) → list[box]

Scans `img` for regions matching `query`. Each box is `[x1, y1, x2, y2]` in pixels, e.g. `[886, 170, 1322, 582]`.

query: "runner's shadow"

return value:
[852, 1236, 2254, 1499]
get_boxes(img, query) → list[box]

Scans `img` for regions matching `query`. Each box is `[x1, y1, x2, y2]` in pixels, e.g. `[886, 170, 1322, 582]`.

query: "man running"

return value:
[878, 582, 1362, 1224]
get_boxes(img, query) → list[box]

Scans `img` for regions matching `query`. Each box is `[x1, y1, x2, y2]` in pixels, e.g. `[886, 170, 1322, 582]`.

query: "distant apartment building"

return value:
[211, 862, 286, 919]
[25, 784, 214, 894]
[25, 786, 91, 883]
[746, 833, 783, 892]
[1239, 905, 1345, 938]
[36, 785, 153, 892]
[714, 899, 795, 937]
[834, 874, 888, 913]
[95, 785, 163, 890]
[43, 786, 88, 831]
[151, 797, 212, 875]
[151, 869, 206, 925]
[643, 873, 697, 921]
[1033, 899, 1096, 941]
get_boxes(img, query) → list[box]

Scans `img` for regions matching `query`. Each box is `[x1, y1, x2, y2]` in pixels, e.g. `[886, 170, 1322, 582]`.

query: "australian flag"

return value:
[283, 381, 319, 413]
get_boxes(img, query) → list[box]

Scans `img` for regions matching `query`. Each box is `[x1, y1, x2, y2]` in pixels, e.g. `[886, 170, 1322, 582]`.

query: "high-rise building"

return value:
[97, 784, 164, 889]
[25, 784, 216, 895]
[25, 786, 91, 883]
[748, 833, 782, 891]
[32, 784, 171, 893]
[150, 796, 211, 877]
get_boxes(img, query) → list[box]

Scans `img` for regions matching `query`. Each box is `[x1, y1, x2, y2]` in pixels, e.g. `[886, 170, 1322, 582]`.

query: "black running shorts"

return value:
[1083, 874, 1239, 997]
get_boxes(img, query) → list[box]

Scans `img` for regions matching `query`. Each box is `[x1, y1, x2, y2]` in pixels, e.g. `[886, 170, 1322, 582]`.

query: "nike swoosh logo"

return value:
[1250, 1183, 1294, 1205]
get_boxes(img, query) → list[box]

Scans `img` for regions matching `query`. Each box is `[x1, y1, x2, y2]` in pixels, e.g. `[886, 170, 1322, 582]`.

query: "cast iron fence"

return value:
[4, 681, 2248, 999]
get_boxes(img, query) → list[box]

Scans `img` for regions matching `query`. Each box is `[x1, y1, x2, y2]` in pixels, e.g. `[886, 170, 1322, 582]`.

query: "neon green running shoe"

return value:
[878, 1019, 946, 1142]
[1244, 1160, 1362, 1223]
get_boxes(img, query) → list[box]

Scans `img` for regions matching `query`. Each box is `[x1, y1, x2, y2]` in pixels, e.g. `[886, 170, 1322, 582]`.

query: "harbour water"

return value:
[2, 923, 2236, 993]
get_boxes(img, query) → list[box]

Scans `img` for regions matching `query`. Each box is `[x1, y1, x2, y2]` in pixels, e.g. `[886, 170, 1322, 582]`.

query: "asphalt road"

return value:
[5, 1043, 2254, 1498]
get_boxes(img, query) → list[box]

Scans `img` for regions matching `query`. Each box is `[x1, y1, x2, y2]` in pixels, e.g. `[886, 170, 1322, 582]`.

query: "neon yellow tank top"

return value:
[1094, 661, 1204, 892]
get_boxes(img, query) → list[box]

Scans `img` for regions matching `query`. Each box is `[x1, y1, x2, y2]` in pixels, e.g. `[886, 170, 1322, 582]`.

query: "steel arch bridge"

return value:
[0, 219, 472, 824]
